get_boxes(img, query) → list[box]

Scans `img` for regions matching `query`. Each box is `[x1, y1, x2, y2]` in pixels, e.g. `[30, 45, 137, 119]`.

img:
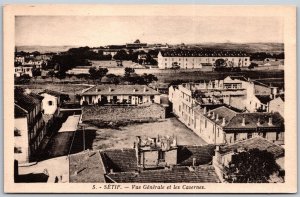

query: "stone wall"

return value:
[82, 103, 166, 122]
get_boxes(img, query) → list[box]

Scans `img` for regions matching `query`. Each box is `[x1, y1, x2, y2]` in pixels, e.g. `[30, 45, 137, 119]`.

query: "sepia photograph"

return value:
[3, 5, 297, 193]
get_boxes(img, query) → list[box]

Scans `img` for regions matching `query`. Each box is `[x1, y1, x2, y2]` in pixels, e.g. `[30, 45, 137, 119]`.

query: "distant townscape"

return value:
[14, 39, 285, 184]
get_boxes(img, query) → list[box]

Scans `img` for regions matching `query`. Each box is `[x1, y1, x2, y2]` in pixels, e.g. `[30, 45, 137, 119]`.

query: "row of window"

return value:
[164, 58, 248, 61]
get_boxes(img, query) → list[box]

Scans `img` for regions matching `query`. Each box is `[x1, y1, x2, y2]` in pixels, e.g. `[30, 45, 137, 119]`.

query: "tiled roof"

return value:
[82, 85, 160, 96]
[14, 88, 42, 112]
[100, 149, 138, 172]
[177, 145, 215, 166]
[203, 106, 238, 126]
[39, 89, 68, 97]
[14, 104, 27, 118]
[160, 49, 249, 57]
[256, 95, 272, 104]
[69, 151, 106, 183]
[201, 106, 284, 131]
[219, 136, 284, 158]
[224, 112, 284, 130]
[228, 76, 248, 82]
[106, 165, 220, 183]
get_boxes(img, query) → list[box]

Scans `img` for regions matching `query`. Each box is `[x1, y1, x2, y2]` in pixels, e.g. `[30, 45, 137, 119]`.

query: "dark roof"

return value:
[177, 145, 215, 166]
[100, 149, 138, 172]
[160, 49, 249, 57]
[227, 76, 248, 82]
[106, 165, 220, 183]
[39, 89, 68, 97]
[224, 112, 284, 130]
[82, 85, 160, 96]
[14, 104, 27, 118]
[14, 88, 42, 112]
[256, 95, 272, 104]
[219, 137, 284, 158]
[202, 106, 238, 126]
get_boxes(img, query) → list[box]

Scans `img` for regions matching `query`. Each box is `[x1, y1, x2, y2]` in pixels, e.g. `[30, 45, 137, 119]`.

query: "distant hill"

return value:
[189, 43, 284, 53]
[16, 42, 284, 54]
[16, 45, 80, 53]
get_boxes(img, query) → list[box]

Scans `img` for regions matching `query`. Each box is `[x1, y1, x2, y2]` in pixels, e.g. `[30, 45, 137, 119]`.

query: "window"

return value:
[158, 151, 165, 161]
[247, 133, 252, 139]
[217, 128, 219, 137]
[48, 101, 53, 106]
[14, 128, 21, 136]
[165, 63, 167, 66]
[205, 120, 207, 128]
[165, 58, 167, 61]
[14, 147, 22, 154]
[245, 58, 248, 61]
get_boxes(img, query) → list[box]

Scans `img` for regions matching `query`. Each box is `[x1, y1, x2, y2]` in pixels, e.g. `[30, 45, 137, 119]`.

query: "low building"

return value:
[39, 89, 69, 115]
[194, 105, 284, 145]
[126, 39, 147, 49]
[80, 85, 160, 106]
[212, 137, 285, 182]
[269, 95, 284, 116]
[15, 56, 25, 64]
[158, 50, 250, 69]
[14, 66, 33, 77]
[14, 88, 46, 163]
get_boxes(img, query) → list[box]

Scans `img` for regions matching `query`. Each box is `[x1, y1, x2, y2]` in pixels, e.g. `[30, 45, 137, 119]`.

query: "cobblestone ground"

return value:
[90, 117, 207, 150]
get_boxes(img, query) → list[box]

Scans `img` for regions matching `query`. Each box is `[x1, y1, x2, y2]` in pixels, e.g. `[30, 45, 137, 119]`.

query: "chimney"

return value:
[192, 158, 196, 167]
[221, 118, 226, 126]
[136, 136, 141, 146]
[108, 87, 111, 92]
[133, 88, 136, 93]
[203, 107, 207, 114]
[216, 145, 220, 152]
[241, 117, 246, 126]
[24, 88, 31, 95]
[211, 112, 215, 119]
[95, 88, 98, 92]
[153, 138, 157, 147]
[257, 118, 261, 126]
[110, 169, 114, 174]
[268, 117, 273, 126]
[207, 110, 211, 117]
[216, 114, 219, 121]
[144, 87, 147, 92]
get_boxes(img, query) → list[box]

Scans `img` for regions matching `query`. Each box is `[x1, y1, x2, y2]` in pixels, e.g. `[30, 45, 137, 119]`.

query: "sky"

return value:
[15, 16, 284, 47]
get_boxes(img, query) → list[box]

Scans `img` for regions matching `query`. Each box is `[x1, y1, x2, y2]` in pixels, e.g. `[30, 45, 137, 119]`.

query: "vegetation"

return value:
[224, 149, 283, 183]
[88, 67, 108, 83]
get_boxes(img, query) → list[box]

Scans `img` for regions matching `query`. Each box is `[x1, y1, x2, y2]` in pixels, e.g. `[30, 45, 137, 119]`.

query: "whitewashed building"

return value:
[80, 85, 160, 106]
[158, 50, 250, 69]
[14, 89, 46, 163]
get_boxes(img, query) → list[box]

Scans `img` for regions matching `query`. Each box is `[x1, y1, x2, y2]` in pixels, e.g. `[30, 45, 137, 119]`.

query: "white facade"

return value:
[40, 93, 60, 115]
[14, 66, 33, 77]
[158, 52, 251, 69]
[14, 117, 30, 163]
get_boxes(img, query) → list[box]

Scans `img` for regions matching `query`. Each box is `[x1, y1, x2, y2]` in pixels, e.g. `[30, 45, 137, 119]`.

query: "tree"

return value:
[47, 70, 55, 83]
[224, 149, 282, 183]
[15, 74, 31, 85]
[89, 67, 108, 84]
[124, 67, 135, 78]
[55, 70, 67, 81]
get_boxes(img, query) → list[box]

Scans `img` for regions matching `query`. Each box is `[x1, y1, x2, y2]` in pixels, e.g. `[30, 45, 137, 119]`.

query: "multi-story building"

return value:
[14, 88, 46, 163]
[193, 105, 284, 145]
[169, 76, 284, 145]
[158, 50, 250, 69]
[80, 85, 160, 106]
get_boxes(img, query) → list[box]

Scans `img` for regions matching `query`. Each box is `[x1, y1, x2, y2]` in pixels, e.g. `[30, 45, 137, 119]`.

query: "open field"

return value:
[83, 117, 207, 150]
[156, 69, 284, 83]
